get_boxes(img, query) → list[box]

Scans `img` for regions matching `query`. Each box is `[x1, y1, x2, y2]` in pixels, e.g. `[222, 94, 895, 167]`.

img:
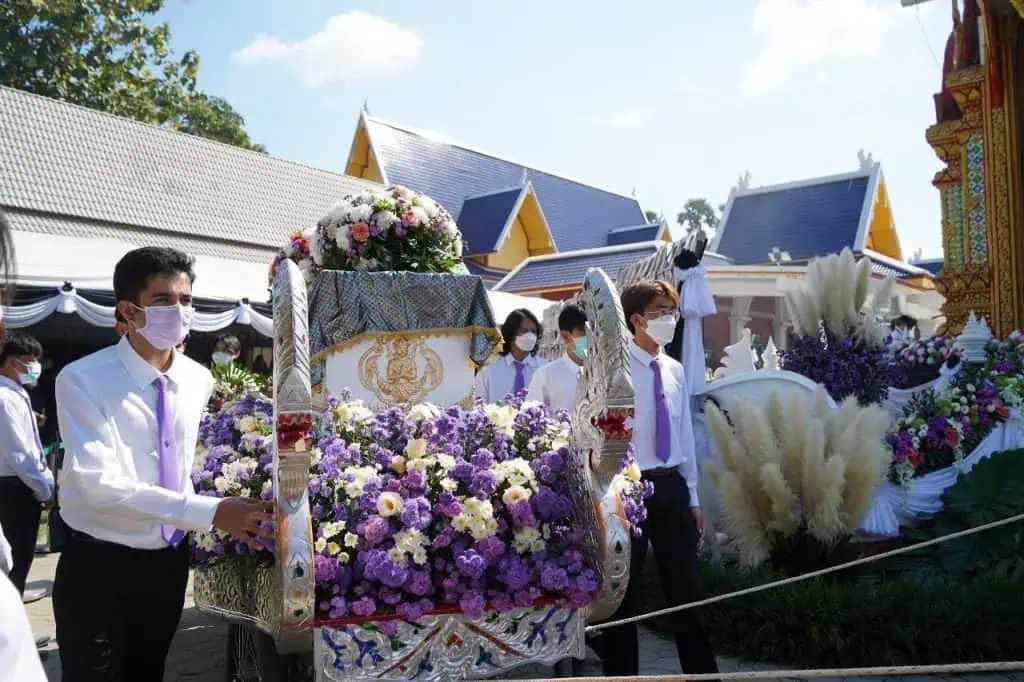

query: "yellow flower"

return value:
[327, 542, 342, 556]
[376, 491, 403, 517]
[623, 462, 641, 483]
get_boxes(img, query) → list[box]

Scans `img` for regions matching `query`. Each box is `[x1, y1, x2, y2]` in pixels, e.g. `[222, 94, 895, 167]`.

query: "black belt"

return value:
[642, 467, 680, 479]
[67, 527, 187, 553]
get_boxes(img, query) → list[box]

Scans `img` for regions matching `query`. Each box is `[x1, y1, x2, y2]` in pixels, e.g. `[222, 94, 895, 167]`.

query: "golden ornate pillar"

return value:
[927, 1, 1023, 337]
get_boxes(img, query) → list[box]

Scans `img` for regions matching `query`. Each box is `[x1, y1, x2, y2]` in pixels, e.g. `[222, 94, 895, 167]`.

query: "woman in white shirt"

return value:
[527, 304, 586, 412]
[475, 308, 544, 403]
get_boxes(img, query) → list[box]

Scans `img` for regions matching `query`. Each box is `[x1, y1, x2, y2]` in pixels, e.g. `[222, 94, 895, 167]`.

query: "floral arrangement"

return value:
[209, 362, 270, 412]
[886, 374, 1010, 484]
[782, 329, 894, 405]
[886, 334, 962, 389]
[268, 229, 316, 286]
[705, 388, 891, 572]
[191, 392, 651, 622]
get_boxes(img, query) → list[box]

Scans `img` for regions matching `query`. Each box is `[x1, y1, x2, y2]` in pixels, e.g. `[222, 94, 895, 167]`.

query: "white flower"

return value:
[237, 416, 257, 433]
[375, 210, 398, 229]
[513, 527, 546, 553]
[407, 403, 440, 423]
[404, 438, 428, 460]
[344, 532, 359, 548]
[502, 485, 531, 506]
[377, 491, 403, 517]
[315, 537, 327, 552]
[350, 204, 372, 223]
[622, 462, 642, 483]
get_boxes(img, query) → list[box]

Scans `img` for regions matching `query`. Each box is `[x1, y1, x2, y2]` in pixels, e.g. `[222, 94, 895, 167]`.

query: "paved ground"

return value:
[22, 552, 1023, 681]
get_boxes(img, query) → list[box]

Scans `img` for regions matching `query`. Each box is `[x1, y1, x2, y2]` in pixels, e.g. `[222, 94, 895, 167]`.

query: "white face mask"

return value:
[644, 315, 677, 346]
[514, 332, 538, 353]
[211, 352, 235, 366]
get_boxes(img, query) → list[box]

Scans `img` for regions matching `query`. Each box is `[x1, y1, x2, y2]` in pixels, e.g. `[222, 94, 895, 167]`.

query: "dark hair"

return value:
[113, 247, 196, 323]
[0, 331, 42, 366]
[890, 314, 918, 331]
[500, 308, 542, 355]
[620, 280, 679, 334]
[558, 304, 587, 332]
[214, 333, 241, 354]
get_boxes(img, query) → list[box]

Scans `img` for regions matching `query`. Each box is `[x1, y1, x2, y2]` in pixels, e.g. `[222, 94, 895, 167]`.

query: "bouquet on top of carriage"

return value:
[190, 390, 651, 622]
[268, 185, 466, 286]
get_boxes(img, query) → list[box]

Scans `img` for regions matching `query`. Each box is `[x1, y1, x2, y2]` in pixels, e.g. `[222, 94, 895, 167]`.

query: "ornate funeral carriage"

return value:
[193, 260, 639, 681]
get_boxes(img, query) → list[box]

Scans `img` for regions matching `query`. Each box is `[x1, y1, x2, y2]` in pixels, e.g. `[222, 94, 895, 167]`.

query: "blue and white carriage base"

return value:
[192, 260, 638, 682]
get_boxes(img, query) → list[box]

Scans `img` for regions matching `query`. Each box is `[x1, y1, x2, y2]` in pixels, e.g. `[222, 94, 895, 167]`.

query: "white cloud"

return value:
[231, 11, 422, 87]
[741, 0, 897, 95]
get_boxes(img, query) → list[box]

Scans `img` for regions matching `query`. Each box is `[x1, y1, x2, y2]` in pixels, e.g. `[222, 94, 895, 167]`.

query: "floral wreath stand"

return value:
[193, 262, 637, 681]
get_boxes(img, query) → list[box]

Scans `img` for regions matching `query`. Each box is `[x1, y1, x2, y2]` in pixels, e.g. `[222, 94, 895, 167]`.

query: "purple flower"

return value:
[400, 496, 432, 530]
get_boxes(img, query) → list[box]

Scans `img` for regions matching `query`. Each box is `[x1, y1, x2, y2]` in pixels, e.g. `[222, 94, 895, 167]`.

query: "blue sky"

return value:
[161, 0, 953, 259]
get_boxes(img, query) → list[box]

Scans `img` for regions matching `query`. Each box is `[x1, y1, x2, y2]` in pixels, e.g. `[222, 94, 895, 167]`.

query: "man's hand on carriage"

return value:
[213, 498, 275, 548]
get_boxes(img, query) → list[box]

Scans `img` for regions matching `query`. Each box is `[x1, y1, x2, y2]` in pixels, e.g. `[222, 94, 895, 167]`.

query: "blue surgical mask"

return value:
[19, 361, 41, 387]
[573, 336, 588, 359]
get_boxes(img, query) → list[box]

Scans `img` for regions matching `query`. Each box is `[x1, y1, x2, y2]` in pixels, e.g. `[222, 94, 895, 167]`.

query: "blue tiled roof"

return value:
[608, 224, 660, 246]
[716, 173, 872, 264]
[495, 244, 661, 292]
[459, 188, 523, 255]
[365, 117, 647, 253]
[463, 259, 508, 287]
[913, 258, 943, 275]
[786, 253, 931, 280]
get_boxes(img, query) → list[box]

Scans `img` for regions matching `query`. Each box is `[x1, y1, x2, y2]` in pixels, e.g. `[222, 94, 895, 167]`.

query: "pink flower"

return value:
[351, 221, 370, 242]
[402, 211, 421, 228]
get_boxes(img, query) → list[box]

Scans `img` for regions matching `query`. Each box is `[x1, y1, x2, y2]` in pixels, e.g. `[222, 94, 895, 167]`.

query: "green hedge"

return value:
[633, 558, 1024, 668]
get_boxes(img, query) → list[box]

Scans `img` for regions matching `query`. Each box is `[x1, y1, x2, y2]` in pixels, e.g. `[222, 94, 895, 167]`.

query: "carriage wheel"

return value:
[225, 624, 261, 682]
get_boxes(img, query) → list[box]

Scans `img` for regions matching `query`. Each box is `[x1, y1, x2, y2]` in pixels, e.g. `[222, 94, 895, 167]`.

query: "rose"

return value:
[351, 221, 370, 243]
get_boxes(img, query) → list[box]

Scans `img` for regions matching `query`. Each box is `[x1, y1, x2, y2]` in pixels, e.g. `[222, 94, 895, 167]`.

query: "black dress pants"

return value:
[0, 476, 42, 594]
[53, 529, 190, 682]
[601, 469, 719, 676]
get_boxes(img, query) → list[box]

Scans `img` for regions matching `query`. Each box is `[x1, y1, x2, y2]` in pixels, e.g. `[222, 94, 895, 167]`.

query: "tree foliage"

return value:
[676, 197, 719, 234]
[0, 0, 266, 152]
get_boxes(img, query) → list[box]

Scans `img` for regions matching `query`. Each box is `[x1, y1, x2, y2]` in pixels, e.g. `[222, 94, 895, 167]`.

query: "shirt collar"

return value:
[117, 336, 185, 389]
[503, 353, 534, 367]
[0, 374, 28, 398]
[560, 353, 582, 371]
[629, 341, 660, 367]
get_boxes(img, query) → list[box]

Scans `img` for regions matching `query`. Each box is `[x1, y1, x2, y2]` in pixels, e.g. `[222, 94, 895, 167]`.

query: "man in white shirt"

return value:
[0, 571, 48, 682]
[600, 279, 718, 678]
[0, 332, 53, 598]
[526, 304, 586, 413]
[54, 247, 273, 682]
[475, 308, 545, 403]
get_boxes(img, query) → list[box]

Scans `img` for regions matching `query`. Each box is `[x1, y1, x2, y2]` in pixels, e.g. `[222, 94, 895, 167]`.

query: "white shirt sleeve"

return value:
[55, 369, 220, 533]
[674, 367, 700, 508]
[474, 366, 490, 404]
[0, 520, 13, 575]
[0, 573, 48, 682]
[525, 366, 547, 405]
[0, 398, 53, 501]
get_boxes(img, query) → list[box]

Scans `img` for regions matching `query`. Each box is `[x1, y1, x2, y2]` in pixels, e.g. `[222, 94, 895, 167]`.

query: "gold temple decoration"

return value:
[357, 334, 444, 406]
[926, 2, 1023, 336]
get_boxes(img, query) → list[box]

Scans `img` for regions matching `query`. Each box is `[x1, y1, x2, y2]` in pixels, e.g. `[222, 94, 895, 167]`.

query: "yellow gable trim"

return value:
[344, 120, 385, 183]
[486, 188, 555, 270]
[864, 177, 903, 261]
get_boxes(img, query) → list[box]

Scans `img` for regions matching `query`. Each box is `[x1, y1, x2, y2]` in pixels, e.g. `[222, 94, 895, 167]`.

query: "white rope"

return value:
[528, 661, 1024, 681]
[587, 510, 1024, 633]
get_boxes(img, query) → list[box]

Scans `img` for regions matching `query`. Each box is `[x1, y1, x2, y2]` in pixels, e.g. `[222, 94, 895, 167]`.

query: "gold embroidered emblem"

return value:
[357, 335, 444, 406]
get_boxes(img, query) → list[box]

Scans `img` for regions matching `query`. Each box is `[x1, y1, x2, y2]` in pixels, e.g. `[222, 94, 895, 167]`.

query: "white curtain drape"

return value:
[675, 264, 717, 396]
[858, 412, 1024, 537]
[1, 287, 273, 338]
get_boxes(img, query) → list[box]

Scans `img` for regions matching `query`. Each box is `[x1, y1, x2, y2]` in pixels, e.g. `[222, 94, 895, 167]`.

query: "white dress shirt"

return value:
[0, 572, 48, 682]
[55, 337, 219, 549]
[0, 376, 54, 501]
[628, 342, 700, 507]
[526, 354, 580, 412]
[474, 354, 544, 404]
[0, 521, 12, 574]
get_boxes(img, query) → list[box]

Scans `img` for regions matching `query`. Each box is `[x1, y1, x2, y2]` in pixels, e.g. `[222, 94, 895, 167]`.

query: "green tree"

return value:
[676, 197, 720, 234]
[644, 209, 662, 224]
[0, 0, 266, 152]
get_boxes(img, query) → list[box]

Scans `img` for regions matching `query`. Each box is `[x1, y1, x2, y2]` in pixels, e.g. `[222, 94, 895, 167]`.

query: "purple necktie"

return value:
[650, 358, 671, 463]
[512, 361, 526, 394]
[154, 376, 185, 546]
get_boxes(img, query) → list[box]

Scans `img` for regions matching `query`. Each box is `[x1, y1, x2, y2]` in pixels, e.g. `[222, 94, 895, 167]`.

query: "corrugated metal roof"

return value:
[0, 86, 380, 252]
[715, 171, 873, 264]
[364, 117, 647, 253]
[608, 224, 660, 245]
[463, 259, 508, 287]
[495, 244, 662, 292]
[459, 188, 523, 255]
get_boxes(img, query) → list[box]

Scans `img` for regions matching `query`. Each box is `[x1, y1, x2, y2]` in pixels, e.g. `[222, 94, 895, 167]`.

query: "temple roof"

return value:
[911, 257, 943, 275]
[713, 166, 886, 265]
[494, 243, 733, 293]
[607, 223, 665, 246]
[359, 116, 648, 253]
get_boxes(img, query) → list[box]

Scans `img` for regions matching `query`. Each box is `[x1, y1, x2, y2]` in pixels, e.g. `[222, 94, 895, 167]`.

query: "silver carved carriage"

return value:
[193, 262, 638, 681]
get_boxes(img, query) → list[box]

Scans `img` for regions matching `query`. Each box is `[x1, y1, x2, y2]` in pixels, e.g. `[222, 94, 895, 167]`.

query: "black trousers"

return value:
[53, 530, 190, 682]
[601, 469, 718, 676]
[0, 476, 42, 594]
